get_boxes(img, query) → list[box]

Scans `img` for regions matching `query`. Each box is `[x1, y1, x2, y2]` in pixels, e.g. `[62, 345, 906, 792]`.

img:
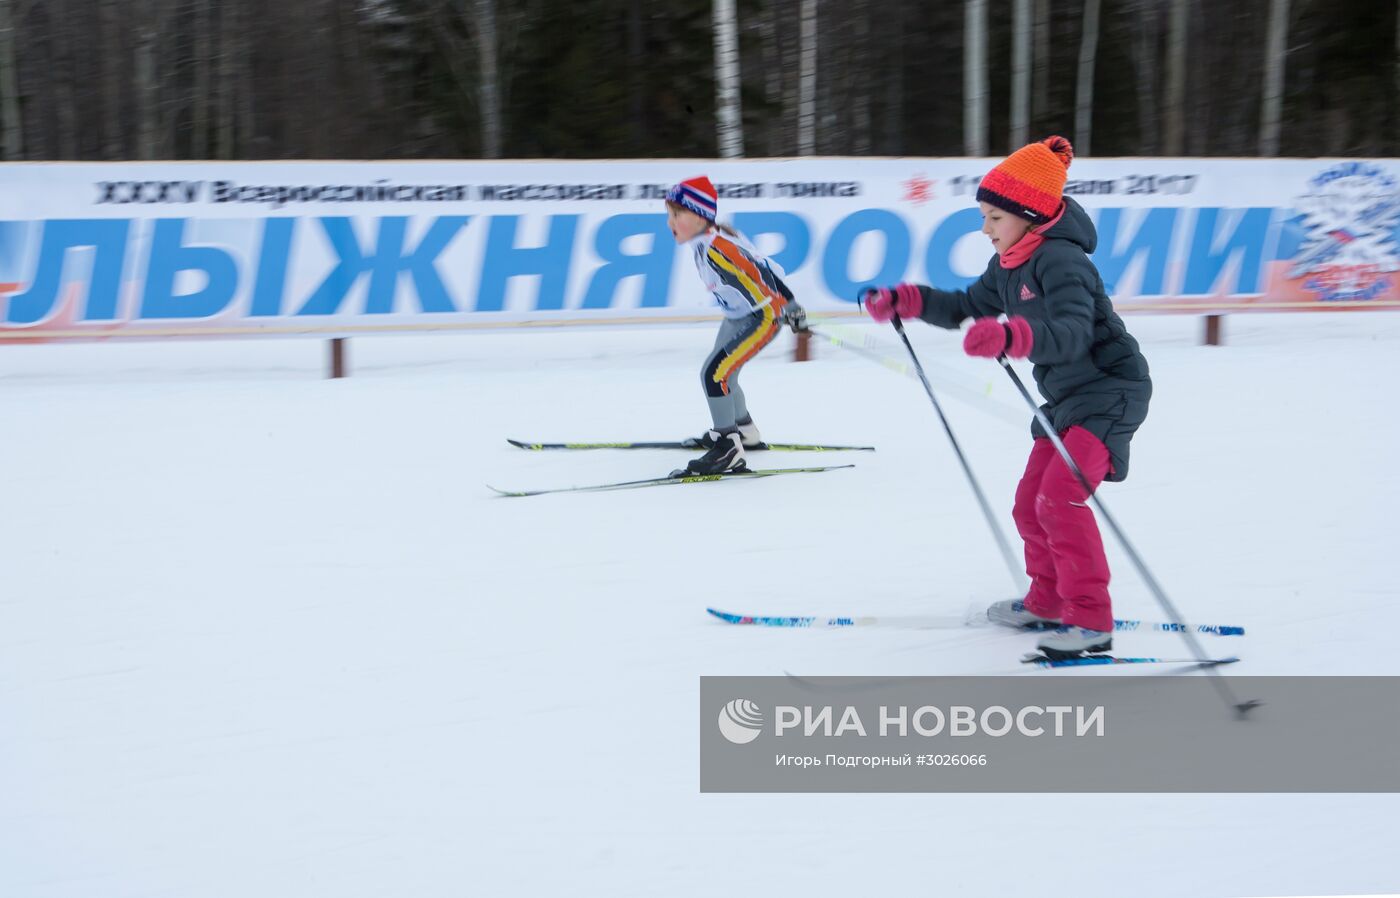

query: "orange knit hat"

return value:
[976, 136, 1074, 224]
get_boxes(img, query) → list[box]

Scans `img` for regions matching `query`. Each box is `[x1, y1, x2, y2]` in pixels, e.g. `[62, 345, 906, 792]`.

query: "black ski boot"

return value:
[675, 431, 748, 476]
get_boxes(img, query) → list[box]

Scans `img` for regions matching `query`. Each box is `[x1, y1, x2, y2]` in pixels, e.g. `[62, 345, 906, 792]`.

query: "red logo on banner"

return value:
[902, 175, 936, 206]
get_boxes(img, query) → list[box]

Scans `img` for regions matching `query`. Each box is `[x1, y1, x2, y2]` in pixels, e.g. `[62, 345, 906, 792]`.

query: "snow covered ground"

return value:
[2, 312, 1397, 897]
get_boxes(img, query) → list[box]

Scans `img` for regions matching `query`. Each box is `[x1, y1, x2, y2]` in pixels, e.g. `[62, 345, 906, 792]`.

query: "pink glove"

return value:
[963, 316, 1034, 359]
[861, 283, 924, 323]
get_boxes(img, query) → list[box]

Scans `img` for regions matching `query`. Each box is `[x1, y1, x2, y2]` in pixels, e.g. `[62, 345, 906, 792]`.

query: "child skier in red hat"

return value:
[666, 175, 807, 476]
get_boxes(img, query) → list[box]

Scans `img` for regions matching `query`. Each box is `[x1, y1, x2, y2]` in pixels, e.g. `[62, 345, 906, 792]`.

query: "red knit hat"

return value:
[976, 136, 1074, 224]
[665, 175, 718, 222]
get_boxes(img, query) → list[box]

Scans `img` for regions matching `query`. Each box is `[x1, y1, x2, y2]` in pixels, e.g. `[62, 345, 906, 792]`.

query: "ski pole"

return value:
[804, 325, 916, 378]
[995, 355, 1261, 718]
[808, 323, 1028, 428]
[888, 313, 1027, 595]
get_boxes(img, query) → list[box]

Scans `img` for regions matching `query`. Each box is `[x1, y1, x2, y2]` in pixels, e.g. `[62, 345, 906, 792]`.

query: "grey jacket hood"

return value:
[1041, 197, 1097, 255]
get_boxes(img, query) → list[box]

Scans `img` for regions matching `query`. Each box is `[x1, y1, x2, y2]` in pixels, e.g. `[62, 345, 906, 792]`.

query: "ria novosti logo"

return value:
[715, 696, 1108, 745]
[717, 699, 764, 744]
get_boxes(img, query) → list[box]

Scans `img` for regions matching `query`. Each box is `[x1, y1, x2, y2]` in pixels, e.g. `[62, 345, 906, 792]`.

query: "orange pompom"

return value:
[1042, 135, 1074, 169]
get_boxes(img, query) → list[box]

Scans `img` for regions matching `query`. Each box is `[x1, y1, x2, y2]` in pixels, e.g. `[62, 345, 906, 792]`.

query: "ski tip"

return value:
[706, 607, 747, 624]
[486, 484, 531, 497]
[505, 438, 537, 450]
[761, 443, 878, 452]
[759, 464, 856, 473]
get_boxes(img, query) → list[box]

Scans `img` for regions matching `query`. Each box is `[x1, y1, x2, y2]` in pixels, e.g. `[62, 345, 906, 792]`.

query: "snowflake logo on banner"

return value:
[1287, 162, 1400, 301]
[902, 174, 936, 206]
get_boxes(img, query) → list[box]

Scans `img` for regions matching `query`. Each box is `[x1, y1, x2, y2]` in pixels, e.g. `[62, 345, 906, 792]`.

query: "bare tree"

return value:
[416, 2, 476, 154]
[97, 0, 124, 158]
[757, 0, 784, 155]
[48, 0, 78, 158]
[0, 0, 22, 159]
[815, 1, 845, 153]
[1011, 0, 1031, 148]
[1133, 0, 1161, 155]
[713, 0, 743, 158]
[850, 0, 871, 154]
[629, 0, 646, 154]
[797, 0, 817, 155]
[420, 0, 546, 158]
[474, 0, 502, 158]
[1259, 0, 1289, 155]
[882, 0, 904, 155]
[216, 0, 239, 158]
[775, 0, 799, 154]
[1164, 0, 1188, 154]
[191, 0, 211, 158]
[135, 0, 160, 160]
[1033, 0, 1050, 125]
[965, 0, 988, 156]
[1075, 0, 1102, 155]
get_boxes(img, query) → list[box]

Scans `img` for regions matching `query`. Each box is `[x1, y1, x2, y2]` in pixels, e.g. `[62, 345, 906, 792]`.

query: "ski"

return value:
[1021, 652, 1240, 669]
[489, 464, 854, 498]
[708, 606, 969, 629]
[508, 438, 875, 452]
[706, 606, 1245, 636]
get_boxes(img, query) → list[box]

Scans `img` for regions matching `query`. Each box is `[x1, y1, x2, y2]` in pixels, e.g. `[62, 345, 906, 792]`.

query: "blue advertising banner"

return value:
[1, 157, 1396, 341]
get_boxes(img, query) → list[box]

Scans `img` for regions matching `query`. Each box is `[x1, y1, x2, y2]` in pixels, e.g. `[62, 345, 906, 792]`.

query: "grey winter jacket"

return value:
[917, 196, 1151, 481]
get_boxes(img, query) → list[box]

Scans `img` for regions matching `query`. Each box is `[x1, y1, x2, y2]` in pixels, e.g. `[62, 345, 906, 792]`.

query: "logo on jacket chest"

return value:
[1018, 283, 1038, 302]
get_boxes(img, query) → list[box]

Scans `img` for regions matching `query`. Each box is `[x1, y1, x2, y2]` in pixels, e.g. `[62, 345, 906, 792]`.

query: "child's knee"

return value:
[703, 374, 728, 397]
[1033, 479, 1093, 532]
[700, 361, 726, 396]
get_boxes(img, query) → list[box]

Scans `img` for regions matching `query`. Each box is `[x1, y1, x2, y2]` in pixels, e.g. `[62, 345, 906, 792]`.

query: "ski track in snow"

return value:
[1, 313, 1397, 897]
